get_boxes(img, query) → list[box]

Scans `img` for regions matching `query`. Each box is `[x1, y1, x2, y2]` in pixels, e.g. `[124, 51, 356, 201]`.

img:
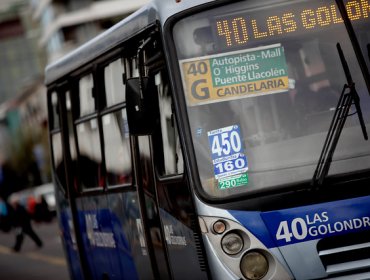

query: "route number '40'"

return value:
[276, 218, 308, 242]
[187, 62, 208, 76]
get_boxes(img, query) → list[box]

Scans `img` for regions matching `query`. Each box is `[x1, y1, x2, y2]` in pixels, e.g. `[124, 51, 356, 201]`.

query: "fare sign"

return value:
[208, 125, 248, 180]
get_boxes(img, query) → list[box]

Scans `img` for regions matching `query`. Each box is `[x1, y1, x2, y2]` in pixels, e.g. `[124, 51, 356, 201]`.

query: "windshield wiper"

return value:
[311, 43, 368, 187]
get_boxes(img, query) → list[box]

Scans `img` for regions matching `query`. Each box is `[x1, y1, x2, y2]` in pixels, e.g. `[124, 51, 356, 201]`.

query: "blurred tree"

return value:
[7, 123, 51, 191]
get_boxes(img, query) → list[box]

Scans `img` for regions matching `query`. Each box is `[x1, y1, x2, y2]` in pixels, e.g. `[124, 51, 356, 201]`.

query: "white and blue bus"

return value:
[46, 0, 370, 279]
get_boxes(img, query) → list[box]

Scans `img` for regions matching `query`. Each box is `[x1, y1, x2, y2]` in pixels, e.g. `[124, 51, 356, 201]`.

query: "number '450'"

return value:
[212, 131, 241, 157]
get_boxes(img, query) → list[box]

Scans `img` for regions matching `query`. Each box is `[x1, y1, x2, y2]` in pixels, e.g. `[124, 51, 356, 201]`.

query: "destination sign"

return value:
[229, 195, 370, 249]
[262, 195, 370, 246]
[214, 0, 369, 48]
[180, 44, 288, 106]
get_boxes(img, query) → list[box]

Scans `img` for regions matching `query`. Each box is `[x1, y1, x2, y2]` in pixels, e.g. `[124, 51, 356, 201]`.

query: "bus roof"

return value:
[44, 3, 157, 85]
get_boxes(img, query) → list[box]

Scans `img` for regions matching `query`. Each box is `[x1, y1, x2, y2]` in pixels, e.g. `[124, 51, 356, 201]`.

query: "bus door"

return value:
[135, 135, 171, 279]
[126, 26, 210, 279]
[124, 28, 173, 279]
[152, 70, 210, 279]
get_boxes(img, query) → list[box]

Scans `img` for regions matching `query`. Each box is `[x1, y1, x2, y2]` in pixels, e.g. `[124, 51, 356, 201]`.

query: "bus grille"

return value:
[317, 230, 370, 276]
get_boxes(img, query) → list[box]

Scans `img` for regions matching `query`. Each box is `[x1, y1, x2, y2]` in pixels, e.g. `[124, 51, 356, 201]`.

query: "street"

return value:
[0, 220, 70, 280]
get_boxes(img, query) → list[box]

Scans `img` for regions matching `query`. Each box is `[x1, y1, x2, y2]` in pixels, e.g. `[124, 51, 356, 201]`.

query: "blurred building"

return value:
[0, 0, 149, 189]
[0, 0, 43, 106]
[0, 0, 44, 164]
[32, 0, 150, 63]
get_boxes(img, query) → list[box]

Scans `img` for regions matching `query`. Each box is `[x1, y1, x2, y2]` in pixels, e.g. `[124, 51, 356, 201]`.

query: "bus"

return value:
[45, 0, 370, 279]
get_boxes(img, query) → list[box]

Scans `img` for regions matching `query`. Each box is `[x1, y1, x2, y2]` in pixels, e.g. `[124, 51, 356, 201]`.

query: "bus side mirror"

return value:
[126, 77, 158, 135]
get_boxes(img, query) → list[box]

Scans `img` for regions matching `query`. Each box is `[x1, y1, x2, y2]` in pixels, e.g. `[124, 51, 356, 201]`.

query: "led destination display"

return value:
[214, 0, 369, 48]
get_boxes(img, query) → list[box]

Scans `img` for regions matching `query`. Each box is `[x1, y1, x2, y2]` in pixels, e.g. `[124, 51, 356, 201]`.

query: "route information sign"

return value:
[180, 44, 289, 106]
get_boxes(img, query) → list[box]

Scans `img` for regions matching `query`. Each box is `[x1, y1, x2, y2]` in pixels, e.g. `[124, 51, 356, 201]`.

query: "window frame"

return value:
[68, 48, 136, 195]
[48, 84, 73, 198]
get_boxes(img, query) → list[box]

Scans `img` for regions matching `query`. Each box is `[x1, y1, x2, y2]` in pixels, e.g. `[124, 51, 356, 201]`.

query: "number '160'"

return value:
[215, 158, 246, 173]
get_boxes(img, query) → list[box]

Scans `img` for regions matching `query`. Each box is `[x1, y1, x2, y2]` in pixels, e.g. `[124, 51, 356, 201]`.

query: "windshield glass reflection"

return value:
[174, 0, 370, 198]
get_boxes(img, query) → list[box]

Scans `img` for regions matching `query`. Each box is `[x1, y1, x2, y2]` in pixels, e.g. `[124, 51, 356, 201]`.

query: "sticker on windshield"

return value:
[218, 173, 249, 189]
[208, 125, 248, 181]
[180, 43, 289, 106]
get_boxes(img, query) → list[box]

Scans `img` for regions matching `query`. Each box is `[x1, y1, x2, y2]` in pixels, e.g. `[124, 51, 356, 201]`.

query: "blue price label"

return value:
[208, 125, 248, 179]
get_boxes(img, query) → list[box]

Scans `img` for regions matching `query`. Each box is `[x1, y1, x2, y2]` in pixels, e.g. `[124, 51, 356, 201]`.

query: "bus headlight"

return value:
[213, 220, 226, 234]
[221, 232, 244, 255]
[240, 251, 268, 280]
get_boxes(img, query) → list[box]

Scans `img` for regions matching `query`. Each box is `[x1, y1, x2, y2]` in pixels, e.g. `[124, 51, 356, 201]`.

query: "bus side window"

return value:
[156, 72, 184, 176]
[76, 119, 103, 189]
[104, 58, 126, 106]
[51, 91, 60, 130]
[49, 91, 67, 193]
[65, 91, 77, 162]
[76, 74, 103, 190]
[102, 111, 132, 186]
[78, 73, 95, 117]
[102, 58, 132, 187]
[51, 131, 66, 192]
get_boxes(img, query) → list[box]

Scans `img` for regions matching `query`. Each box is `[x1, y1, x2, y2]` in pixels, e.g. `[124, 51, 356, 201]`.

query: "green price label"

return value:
[218, 173, 249, 189]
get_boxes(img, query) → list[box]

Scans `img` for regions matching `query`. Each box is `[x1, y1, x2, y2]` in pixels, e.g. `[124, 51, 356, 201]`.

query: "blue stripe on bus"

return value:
[230, 195, 370, 248]
[78, 209, 139, 280]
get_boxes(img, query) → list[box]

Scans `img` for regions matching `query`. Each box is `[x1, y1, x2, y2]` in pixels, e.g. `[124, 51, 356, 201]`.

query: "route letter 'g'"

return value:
[191, 79, 210, 100]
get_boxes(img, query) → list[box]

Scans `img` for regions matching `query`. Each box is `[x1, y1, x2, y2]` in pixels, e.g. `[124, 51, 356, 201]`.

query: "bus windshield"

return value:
[173, 0, 370, 199]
